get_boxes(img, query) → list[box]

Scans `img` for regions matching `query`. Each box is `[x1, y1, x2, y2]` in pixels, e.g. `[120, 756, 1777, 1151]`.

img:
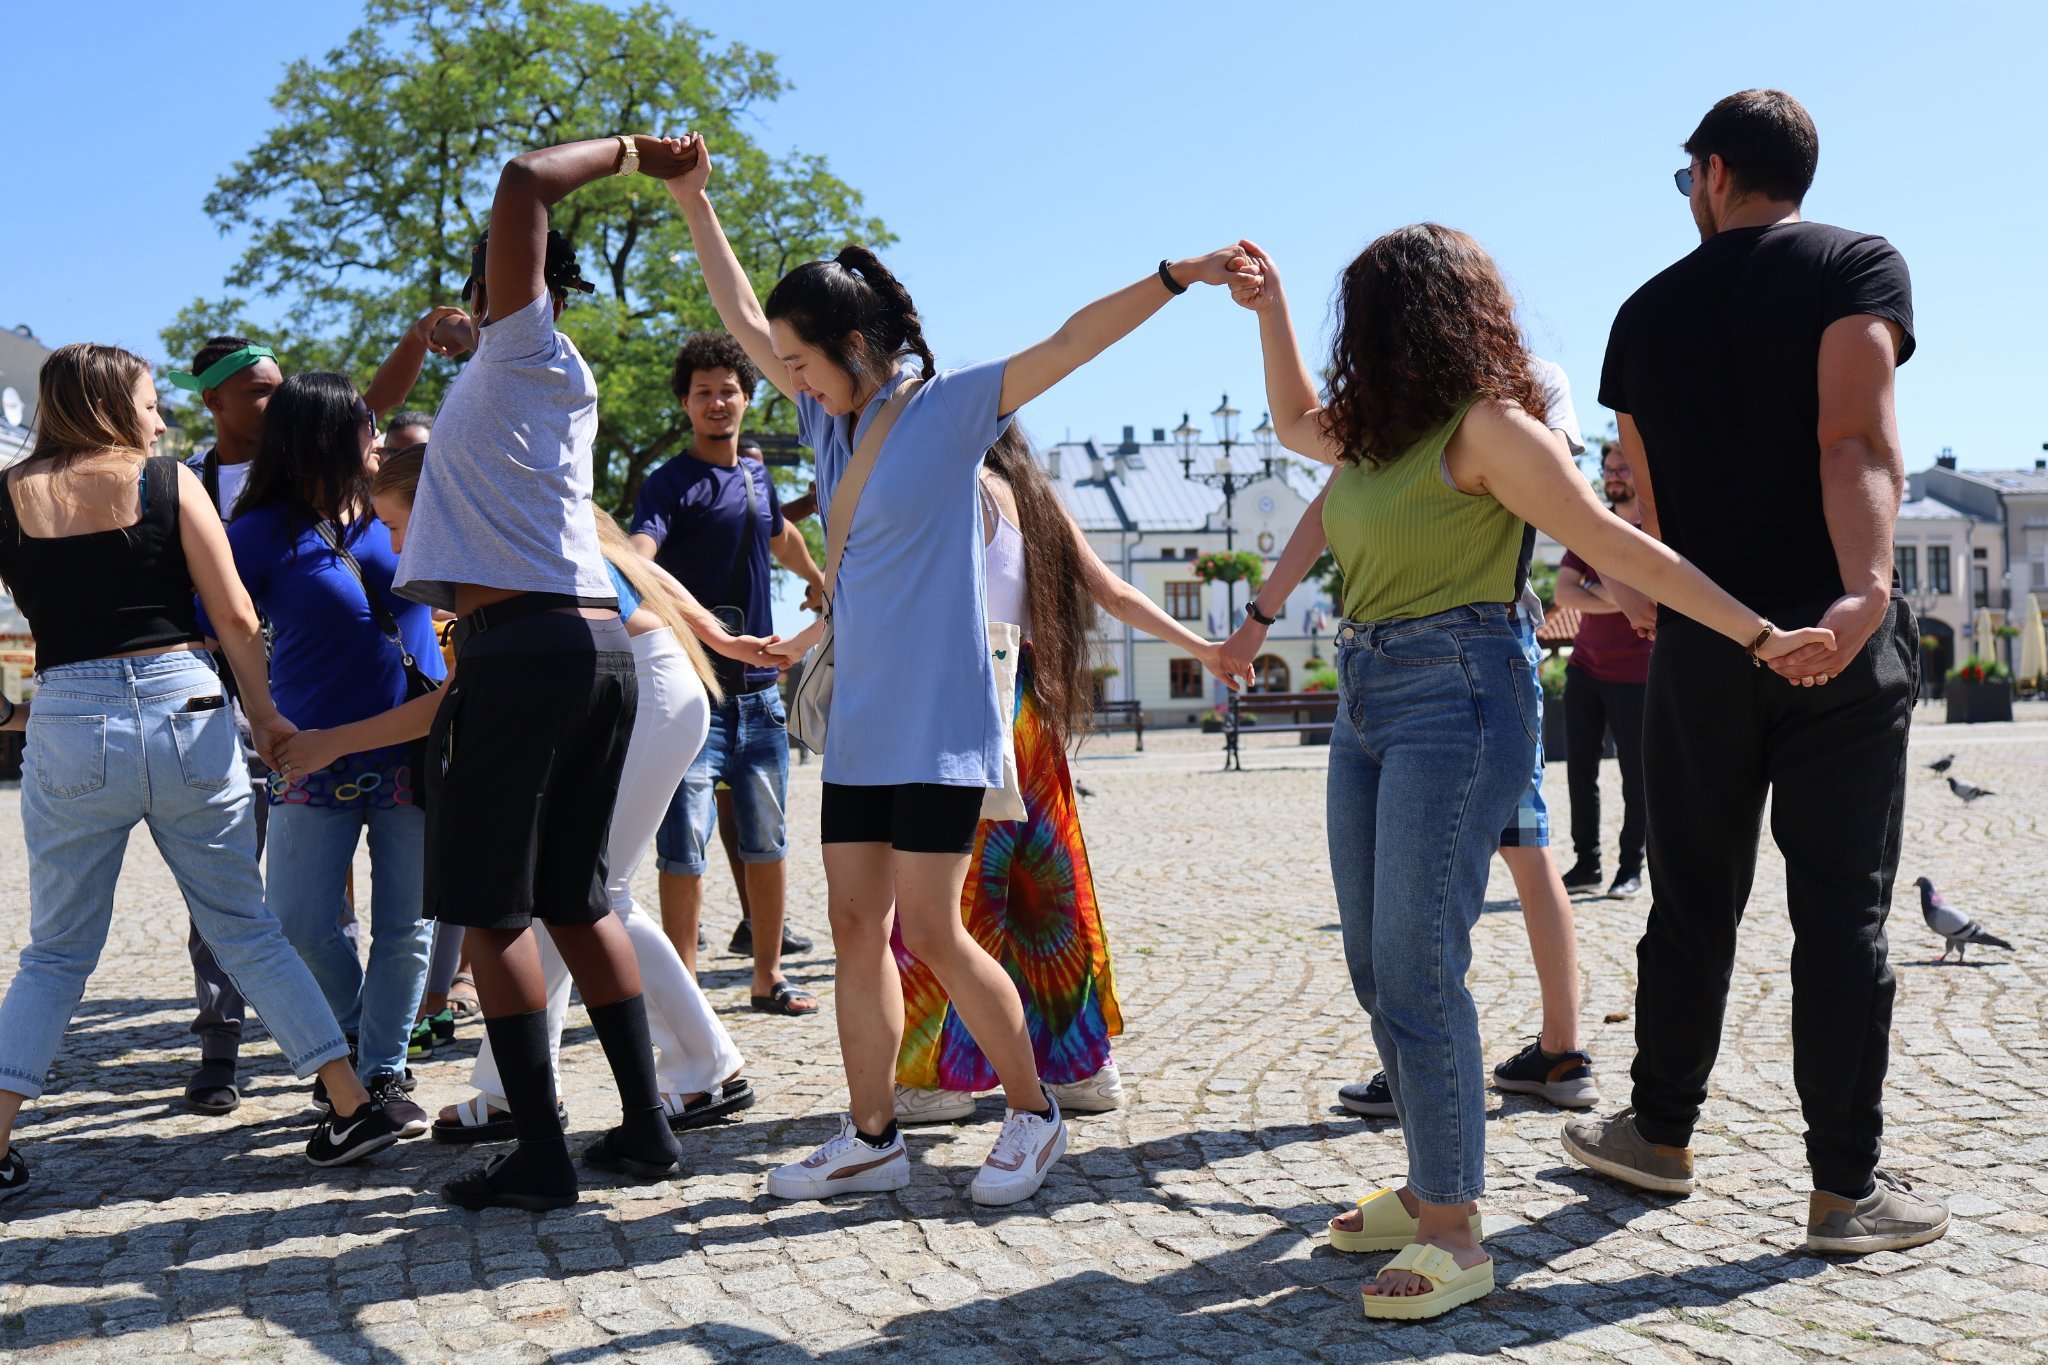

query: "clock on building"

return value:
[1256, 495, 1276, 515]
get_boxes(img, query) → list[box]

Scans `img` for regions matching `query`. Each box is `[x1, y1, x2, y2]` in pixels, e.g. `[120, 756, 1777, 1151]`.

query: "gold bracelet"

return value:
[1747, 623, 1774, 667]
[613, 134, 639, 178]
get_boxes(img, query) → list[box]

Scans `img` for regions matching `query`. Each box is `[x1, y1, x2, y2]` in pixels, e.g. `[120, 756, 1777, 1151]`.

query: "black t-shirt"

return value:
[629, 451, 784, 689]
[1600, 221, 1914, 621]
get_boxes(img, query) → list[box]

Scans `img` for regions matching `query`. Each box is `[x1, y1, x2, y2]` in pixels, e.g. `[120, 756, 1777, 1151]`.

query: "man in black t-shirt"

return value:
[1561, 90, 1947, 1254]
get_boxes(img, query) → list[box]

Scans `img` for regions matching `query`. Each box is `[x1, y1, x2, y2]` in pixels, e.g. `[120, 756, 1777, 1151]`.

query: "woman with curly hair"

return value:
[1229, 229, 1832, 1319]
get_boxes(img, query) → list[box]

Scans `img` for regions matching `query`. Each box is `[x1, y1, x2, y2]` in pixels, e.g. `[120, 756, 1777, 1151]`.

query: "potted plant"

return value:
[1302, 663, 1340, 693]
[1538, 655, 1570, 761]
[1945, 656, 2014, 724]
[1191, 550, 1267, 591]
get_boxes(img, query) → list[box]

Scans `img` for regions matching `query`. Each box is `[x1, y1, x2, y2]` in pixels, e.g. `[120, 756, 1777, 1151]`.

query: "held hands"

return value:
[707, 631, 786, 670]
[767, 617, 828, 666]
[633, 134, 700, 181]
[1764, 591, 1885, 687]
[272, 726, 347, 784]
[419, 306, 476, 357]
[662, 133, 713, 203]
[1226, 239, 1280, 312]
[1754, 622, 1838, 680]
[1217, 617, 1269, 687]
[1175, 244, 1264, 293]
[248, 711, 300, 775]
[1198, 641, 1258, 693]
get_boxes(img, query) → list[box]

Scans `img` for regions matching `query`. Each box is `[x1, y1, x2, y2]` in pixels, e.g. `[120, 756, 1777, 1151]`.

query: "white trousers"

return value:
[471, 628, 743, 1103]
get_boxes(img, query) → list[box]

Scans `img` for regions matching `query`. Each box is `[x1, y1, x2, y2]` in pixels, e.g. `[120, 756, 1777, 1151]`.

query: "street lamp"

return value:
[1252, 411, 1275, 461]
[1180, 393, 1277, 641]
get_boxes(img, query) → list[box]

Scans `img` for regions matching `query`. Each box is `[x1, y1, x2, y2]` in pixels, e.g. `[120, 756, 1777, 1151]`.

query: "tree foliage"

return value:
[163, 0, 889, 510]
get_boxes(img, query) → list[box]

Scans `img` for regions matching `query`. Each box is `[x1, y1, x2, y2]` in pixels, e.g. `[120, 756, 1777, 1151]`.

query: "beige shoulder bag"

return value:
[786, 380, 921, 756]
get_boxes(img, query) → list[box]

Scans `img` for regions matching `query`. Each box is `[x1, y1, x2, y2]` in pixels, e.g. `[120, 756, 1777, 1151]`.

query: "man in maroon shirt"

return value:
[1555, 442, 1654, 897]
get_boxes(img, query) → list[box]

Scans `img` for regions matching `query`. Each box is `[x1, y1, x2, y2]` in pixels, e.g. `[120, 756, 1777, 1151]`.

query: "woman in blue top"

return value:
[225, 372, 446, 1135]
[670, 134, 1251, 1207]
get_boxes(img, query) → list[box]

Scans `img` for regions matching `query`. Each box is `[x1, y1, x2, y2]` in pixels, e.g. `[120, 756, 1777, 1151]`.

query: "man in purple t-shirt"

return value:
[630, 333, 823, 1016]
[1554, 442, 1654, 898]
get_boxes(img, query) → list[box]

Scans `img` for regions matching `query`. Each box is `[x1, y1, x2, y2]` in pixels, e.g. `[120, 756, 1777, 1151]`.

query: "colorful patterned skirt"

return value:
[891, 653, 1122, 1090]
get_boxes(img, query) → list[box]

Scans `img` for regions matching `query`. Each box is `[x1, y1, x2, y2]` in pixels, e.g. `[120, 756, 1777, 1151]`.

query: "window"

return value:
[1251, 654, 1292, 693]
[1165, 581, 1203, 621]
[1893, 545, 1918, 594]
[1183, 547, 1198, 560]
[1159, 547, 1177, 560]
[1928, 545, 1952, 595]
[1973, 564, 1991, 609]
[1169, 658, 1204, 699]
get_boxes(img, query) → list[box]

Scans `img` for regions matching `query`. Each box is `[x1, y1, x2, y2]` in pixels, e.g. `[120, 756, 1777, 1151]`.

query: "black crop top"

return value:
[0, 456, 206, 670]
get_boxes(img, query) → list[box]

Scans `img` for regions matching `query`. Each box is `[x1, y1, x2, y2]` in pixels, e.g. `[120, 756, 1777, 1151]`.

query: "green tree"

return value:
[162, 0, 889, 511]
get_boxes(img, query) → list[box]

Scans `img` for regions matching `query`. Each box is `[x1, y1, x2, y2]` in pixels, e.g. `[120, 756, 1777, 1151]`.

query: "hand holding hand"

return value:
[420, 306, 475, 357]
[249, 711, 300, 774]
[767, 617, 827, 665]
[1764, 591, 1884, 686]
[1226, 239, 1280, 312]
[1217, 618, 1268, 686]
[1177, 244, 1263, 291]
[707, 632, 785, 669]
[662, 133, 713, 201]
[635, 134, 700, 181]
[273, 726, 348, 783]
[1198, 642, 1256, 693]
[1756, 623, 1839, 682]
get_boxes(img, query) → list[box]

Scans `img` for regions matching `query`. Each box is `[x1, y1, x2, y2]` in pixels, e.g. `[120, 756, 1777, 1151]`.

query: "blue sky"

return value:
[8, 0, 2043, 479]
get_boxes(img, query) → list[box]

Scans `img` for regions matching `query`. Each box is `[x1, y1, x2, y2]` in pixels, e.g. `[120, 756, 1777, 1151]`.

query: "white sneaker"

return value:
[968, 1098, 1067, 1206]
[1047, 1058, 1124, 1113]
[895, 1084, 978, 1125]
[764, 1115, 910, 1201]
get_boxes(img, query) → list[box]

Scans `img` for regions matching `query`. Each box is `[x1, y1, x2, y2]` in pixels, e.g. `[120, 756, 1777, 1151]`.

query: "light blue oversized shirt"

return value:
[800, 361, 1010, 787]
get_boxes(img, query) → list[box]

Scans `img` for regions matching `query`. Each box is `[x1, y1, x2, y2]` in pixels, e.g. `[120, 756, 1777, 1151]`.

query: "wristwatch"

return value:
[614, 134, 640, 177]
[1244, 601, 1277, 627]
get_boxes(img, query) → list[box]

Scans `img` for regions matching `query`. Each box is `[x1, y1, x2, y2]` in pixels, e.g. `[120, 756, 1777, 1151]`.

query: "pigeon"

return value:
[1915, 877, 2012, 962]
[1926, 754, 1956, 775]
[1075, 782, 1097, 800]
[1947, 776, 1994, 803]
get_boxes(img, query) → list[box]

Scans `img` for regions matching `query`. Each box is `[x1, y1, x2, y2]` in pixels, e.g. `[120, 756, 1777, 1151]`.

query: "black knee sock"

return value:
[480, 1010, 575, 1193]
[587, 995, 678, 1163]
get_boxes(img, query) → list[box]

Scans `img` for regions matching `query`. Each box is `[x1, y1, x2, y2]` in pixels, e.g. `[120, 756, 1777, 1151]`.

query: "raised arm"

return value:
[664, 139, 788, 398]
[1219, 480, 1332, 679]
[487, 135, 697, 321]
[998, 248, 1252, 413]
[1066, 507, 1251, 691]
[1228, 241, 1346, 464]
[362, 306, 474, 416]
[175, 465, 292, 764]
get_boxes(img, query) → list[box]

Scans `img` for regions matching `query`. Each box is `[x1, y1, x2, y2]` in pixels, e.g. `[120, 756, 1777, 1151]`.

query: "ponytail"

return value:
[764, 245, 936, 385]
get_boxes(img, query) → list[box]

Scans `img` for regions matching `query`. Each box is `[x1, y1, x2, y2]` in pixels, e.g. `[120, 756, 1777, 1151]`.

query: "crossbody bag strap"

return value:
[314, 519, 423, 676]
[819, 377, 923, 608]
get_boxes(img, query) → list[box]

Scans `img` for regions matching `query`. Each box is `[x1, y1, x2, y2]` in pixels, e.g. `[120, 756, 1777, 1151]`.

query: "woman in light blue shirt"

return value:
[670, 134, 1249, 1208]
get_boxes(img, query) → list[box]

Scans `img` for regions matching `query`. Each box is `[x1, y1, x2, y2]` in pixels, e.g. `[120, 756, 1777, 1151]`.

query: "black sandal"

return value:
[666, 1078, 757, 1132]
[430, 1096, 569, 1146]
[580, 1129, 681, 1183]
[749, 982, 818, 1017]
[184, 1059, 240, 1115]
[443, 1151, 577, 1213]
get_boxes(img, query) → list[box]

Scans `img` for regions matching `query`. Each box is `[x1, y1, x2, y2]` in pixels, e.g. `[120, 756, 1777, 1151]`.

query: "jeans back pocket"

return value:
[30, 714, 108, 798]
[169, 706, 236, 792]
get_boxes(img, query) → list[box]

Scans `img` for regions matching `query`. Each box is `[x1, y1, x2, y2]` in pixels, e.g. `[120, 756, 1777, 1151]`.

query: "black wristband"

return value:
[1157, 259, 1188, 296]
[1244, 601, 1277, 627]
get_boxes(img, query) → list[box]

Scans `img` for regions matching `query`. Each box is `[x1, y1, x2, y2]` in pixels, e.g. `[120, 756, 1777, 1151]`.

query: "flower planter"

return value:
[1945, 679, 2013, 724]
[1200, 718, 1225, 734]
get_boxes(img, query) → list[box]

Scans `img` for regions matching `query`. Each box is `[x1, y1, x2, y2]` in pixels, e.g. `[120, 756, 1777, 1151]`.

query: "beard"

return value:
[1604, 481, 1633, 504]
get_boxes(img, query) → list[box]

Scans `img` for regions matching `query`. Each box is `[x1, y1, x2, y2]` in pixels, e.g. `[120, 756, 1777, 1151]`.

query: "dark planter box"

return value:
[1542, 695, 1568, 761]
[1200, 718, 1225, 734]
[1946, 679, 2014, 724]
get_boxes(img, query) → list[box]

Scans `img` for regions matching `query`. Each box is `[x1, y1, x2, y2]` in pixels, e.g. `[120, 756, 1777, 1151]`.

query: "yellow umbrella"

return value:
[2020, 594, 2047, 684]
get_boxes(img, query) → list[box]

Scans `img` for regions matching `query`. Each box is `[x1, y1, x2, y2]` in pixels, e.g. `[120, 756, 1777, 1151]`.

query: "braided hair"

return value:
[763, 246, 936, 385]
[461, 227, 596, 305]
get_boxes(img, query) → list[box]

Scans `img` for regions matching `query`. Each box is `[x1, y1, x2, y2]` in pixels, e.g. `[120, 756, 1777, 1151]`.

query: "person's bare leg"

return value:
[465, 926, 551, 1016]
[823, 842, 901, 1135]
[1361, 1190, 1488, 1298]
[657, 871, 703, 977]
[716, 788, 752, 922]
[893, 849, 1044, 1113]
[1500, 845, 1582, 1053]
[0, 1090, 24, 1158]
[746, 860, 790, 997]
[541, 916, 643, 1006]
[316, 1058, 374, 1117]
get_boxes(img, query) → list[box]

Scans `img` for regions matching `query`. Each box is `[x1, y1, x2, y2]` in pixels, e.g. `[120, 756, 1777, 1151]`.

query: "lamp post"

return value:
[1179, 394, 1276, 646]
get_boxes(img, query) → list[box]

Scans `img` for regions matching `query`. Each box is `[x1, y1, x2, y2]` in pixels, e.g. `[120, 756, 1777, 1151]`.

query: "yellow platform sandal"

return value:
[1328, 1188, 1483, 1254]
[1360, 1242, 1495, 1321]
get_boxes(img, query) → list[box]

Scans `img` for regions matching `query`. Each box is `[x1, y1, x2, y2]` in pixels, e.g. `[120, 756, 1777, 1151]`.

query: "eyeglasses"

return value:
[1673, 165, 1694, 196]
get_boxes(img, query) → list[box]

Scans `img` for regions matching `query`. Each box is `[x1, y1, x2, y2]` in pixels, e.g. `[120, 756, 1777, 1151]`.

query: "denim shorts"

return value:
[655, 686, 790, 876]
[1497, 608, 1550, 849]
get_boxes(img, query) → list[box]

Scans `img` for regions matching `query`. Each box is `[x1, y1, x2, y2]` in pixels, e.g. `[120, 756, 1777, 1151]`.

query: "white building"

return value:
[1908, 453, 2048, 670]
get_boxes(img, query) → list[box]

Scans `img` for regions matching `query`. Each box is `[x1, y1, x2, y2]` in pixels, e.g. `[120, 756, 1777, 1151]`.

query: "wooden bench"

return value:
[1090, 700, 1145, 751]
[1224, 691, 1338, 770]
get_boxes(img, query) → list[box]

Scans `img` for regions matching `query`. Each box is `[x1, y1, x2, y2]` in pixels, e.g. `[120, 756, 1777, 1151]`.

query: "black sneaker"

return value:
[310, 1042, 359, 1113]
[729, 919, 816, 957]
[1608, 869, 1643, 898]
[1337, 1073, 1398, 1118]
[0, 1149, 27, 1206]
[397, 1067, 419, 1094]
[366, 1070, 429, 1139]
[306, 1101, 402, 1167]
[1560, 858, 1604, 893]
[1492, 1038, 1600, 1108]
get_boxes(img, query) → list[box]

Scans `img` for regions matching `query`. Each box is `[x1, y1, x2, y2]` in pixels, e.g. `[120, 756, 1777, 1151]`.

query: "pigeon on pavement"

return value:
[1916, 876, 2013, 962]
[1075, 783, 1096, 800]
[1947, 776, 1995, 803]
[1926, 754, 1956, 775]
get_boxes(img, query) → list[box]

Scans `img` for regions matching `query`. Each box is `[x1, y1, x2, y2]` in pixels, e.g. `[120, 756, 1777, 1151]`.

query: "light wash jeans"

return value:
[267, 797, 430, 1082]
[0, 653, 350, 1097]
[1328, 603, 1537, 1204]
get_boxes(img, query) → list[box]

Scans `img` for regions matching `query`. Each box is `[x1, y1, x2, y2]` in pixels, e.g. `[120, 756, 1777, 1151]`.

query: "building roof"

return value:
[1045, 437, 1327, 534]
[1536, 603, 1581, 645]
[1898, 493, 1987, 523]
[1925, 467, 2048, 496]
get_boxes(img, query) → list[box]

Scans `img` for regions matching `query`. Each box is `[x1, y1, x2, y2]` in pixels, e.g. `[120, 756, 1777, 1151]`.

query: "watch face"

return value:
[1257, 495, 1276, 515]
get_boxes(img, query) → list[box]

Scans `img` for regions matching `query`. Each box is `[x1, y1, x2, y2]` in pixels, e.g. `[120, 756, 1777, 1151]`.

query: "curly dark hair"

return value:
[669, 331, 762, 404]
[1321, 224, 1547, 469]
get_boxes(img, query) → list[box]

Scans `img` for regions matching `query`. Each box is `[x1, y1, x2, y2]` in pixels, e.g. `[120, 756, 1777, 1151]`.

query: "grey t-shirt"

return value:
[393, 290, 614, 610]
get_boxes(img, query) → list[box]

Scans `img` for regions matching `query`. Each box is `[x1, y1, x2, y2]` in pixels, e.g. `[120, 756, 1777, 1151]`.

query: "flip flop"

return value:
[664, 1078, 757, 1132]
[446, 972, 482, 1020]
[1359, 1243, 1495, 1321]
[430, 1094, 569, 1146]
[750, 982, 818, 1017]
[1328, 1188, 1484, 1253]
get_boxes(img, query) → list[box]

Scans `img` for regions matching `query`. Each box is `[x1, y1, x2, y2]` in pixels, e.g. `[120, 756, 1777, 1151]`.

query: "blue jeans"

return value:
[1328, 603, 1537, 1204]
[0, 653, 351, 1097]
[655, 687, 789, 876]
[1498, 606, 1550, 848]
[267, 798, 430, 1081]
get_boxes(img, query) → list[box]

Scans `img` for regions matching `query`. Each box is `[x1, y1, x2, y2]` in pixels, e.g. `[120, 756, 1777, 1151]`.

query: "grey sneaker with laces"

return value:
[1807, 1170, 1949, 1254]
[1561, 1106, 1695, 1194]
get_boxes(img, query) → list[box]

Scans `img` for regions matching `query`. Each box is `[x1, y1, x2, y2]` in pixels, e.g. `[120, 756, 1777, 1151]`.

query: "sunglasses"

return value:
[354, 398, 378, 434]
[1673, 165, 1695, 196]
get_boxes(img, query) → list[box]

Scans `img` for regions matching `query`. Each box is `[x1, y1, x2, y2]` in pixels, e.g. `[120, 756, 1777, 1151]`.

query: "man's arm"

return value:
[771, 520, 826, 611]
[1554, 564, 1621, 615]
[363, 306, 472, 415]
[1770, 314, 1907, 681]
[488, 136, 696, 321]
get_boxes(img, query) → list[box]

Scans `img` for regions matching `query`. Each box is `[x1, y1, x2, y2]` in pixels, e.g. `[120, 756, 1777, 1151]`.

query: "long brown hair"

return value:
[982, 426, 1097, 745]
[1321, 224, 1547, 469]
[28, 343, 154, 466]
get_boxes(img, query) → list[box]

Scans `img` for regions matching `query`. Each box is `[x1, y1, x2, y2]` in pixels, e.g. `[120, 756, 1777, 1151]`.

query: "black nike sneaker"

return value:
[306, 1101, 402, 1168]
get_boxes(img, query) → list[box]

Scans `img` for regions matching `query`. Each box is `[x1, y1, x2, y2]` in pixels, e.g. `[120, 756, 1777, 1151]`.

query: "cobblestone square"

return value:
[0, 709, 2042, 1362]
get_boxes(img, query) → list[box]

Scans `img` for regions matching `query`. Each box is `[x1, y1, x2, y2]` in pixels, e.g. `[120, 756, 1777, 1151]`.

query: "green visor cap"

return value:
[168, 345, 278, 393]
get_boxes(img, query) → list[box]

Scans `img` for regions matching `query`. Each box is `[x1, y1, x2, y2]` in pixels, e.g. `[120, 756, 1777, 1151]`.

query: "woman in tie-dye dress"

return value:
[890, 428, 1249, 1121]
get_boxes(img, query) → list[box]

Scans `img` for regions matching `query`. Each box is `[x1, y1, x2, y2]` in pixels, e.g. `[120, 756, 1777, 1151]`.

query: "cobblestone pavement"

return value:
[1, 706, 2044, 1362]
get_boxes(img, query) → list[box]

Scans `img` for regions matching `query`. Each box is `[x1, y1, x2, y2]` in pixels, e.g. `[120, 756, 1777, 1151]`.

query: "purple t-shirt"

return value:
[630, 453, 783, 688]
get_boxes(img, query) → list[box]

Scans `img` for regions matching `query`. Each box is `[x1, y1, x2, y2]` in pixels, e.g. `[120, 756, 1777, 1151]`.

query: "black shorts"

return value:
[819, 781, 984, 855]
[423, 608, 636, 930]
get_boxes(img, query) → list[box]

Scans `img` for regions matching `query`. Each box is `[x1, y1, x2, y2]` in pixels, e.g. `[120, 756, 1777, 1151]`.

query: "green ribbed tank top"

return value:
[1321, 397, 1525, 622]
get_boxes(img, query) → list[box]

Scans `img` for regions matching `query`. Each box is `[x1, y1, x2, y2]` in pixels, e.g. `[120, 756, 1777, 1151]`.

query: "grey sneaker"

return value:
[1561, 1106, 1695, 1194]
[1807, 1170, 1949, 1254]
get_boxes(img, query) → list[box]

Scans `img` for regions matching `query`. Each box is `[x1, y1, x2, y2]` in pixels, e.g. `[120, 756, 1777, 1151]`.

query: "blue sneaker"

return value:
[1492, 1039, 1599, 1109]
